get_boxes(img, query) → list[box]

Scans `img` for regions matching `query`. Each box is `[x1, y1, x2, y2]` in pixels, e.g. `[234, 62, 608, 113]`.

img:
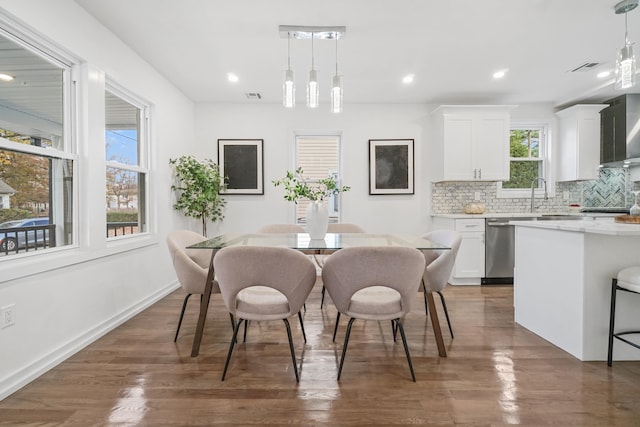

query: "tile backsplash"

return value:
[432, 168, 632, 214]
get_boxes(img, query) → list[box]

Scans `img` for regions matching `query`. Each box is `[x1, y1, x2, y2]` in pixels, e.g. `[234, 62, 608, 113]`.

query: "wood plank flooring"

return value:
[1, 281, 640, 426]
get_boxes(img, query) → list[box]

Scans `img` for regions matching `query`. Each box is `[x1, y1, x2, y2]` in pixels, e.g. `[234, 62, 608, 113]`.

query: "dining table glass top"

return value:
[188, 232, 450, 252]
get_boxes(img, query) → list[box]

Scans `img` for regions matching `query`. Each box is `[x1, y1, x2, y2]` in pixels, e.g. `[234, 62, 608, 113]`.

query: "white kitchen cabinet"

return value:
[556, 104, 608, 181]
[431, 217, 484, 285]
[431, 105, 514, 182]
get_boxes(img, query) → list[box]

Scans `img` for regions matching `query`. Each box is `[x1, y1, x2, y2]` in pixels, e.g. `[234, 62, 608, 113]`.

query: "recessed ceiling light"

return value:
[597, 70, 611, 79]
[227, 72, 239, 83]
[0, 73, 14, 82]
[402, 74, 414, 84]
[492, 69, 508, 79]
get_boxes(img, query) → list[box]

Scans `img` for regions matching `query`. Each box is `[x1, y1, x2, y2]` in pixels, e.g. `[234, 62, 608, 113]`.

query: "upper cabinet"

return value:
[431, 105, 514, 182]
[556, 104, 607, 181]
[600, 94, 640, 166]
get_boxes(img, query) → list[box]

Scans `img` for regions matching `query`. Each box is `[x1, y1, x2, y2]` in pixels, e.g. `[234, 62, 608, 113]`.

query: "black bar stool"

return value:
[607, 266, 640, 367]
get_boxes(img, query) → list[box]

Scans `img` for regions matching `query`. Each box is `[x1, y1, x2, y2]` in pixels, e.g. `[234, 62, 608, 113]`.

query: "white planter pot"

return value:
[305, 201, 329, 240]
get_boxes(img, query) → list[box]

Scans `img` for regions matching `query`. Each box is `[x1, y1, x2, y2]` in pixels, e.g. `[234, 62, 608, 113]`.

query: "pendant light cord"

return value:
[335, 37, 338, 74]
[287, 32, 291, 69]
[311, 33, 315, 70]
[625, 11, 631, 46]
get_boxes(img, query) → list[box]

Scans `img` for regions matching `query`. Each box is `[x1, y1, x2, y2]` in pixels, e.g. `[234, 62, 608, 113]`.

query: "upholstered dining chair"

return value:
[420, 230, 462, 338]
[166, 230, 219, 342]
[321, 246, 425, 381]
[213, 246, 317, 382]
[317, 223, 366, 308]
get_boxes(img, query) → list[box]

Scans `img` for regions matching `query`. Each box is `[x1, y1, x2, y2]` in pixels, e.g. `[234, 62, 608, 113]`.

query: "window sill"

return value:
[0, 233, 159, 286]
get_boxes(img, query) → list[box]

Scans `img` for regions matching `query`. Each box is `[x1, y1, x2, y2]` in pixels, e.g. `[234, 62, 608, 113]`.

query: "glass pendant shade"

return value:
[615, 44, 636, 89]
[307, 69, 319, 108]
[283, 69, 295, 107]
[331, 74, 343, 113]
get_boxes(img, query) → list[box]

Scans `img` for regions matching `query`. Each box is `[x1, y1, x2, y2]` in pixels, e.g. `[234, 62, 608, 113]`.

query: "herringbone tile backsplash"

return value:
[432, 168, 631, 214]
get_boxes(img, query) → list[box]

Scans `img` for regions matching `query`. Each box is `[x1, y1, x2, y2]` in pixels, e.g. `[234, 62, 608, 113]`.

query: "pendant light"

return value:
[307, 33, 319, 108]
[331, 37, 343, 114]
[614, 0, 638, 90]
[283, 32, 295, 107]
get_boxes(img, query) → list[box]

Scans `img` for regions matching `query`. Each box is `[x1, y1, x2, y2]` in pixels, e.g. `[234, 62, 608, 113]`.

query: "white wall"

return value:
[0, 0, 198, 399]
[195, 103, 432, 234]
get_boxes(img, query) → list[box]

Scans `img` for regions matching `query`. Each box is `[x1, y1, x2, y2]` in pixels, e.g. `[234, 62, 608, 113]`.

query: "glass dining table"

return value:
[187, 232, 451, 357]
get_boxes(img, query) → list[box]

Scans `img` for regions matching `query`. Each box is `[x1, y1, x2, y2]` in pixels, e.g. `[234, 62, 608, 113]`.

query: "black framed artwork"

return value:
[368, 139, 414, 195]
[218, 139, 264, 195]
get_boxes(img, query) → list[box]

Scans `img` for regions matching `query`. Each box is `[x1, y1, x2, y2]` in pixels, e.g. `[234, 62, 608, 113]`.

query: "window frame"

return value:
[496, 122, 555, 199]
[0, 24, 79, 260]
[293, 133, 344, 224]
[104, 79, 151, 241]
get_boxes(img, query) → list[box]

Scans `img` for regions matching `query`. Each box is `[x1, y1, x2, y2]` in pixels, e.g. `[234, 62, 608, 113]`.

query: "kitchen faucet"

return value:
[530, 177, 548, 213]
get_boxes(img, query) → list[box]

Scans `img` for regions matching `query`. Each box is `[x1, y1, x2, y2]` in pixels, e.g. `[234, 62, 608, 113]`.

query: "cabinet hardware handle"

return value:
[473, 169, 477, 179]
[478, 168, 482, 179]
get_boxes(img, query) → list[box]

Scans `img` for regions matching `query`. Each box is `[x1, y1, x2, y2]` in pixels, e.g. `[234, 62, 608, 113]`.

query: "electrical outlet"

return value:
[1, 304, 15, 329]
[474, 192, 481, 201]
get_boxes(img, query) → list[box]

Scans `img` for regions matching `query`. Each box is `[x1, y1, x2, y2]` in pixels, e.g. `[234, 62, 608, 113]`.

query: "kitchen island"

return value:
[511, 217, 640, 361]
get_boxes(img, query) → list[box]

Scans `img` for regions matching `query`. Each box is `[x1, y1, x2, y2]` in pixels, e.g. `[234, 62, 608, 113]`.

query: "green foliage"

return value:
[170, 155, 227, 235]
[503, 129, 542, 188]
[106, 211, 138, 222]
[0, 208, 32, 223]
[272, 167, 350, 203]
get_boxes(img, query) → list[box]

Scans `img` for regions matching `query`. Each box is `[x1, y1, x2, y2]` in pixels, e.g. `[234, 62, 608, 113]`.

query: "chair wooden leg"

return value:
[222, 318, 244, 381]
[395, 318, 416, 382]
[298, 311, 307, 343]
[321, 286, 326, 309]
[283, 318, 300, 382]
[332, 312, 341, 342]
[436, 290, 454, 338]
[174, 293, 193, 342]
[337, 317, 356, 380]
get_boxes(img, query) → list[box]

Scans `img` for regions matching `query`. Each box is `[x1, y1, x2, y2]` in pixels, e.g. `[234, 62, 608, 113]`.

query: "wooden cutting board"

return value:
[614, 215, 640, 224]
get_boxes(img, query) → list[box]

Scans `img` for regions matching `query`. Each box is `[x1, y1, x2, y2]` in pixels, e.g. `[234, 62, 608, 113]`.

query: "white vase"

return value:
[305, 200, 329, 240]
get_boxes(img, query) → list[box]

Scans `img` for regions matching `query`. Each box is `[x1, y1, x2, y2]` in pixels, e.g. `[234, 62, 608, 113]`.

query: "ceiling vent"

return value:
[245, 92, 262, 100]
[569, 62, 601, 72]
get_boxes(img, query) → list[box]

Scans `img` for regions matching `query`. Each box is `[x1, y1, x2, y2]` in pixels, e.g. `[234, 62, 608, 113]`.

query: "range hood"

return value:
[600, 94, 640, 166]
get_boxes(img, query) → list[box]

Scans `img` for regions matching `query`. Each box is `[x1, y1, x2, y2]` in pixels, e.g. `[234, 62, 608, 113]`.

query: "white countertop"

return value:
[432, 213, 543, 219]
[510, 217, 640, 236]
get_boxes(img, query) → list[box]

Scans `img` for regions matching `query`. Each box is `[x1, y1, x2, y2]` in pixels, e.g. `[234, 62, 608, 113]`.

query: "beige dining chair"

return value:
[321, 246, 425, 381]
[317, 223, 366, 308]
[420, 230, 462, 338]
[166, 230, 219, 342]
[213, 245, 317, 382]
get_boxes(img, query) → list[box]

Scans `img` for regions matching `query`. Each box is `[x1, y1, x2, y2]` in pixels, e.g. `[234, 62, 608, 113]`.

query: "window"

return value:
[0, 30, 75, 256]
[295, 135, 342, 223]
[105, 86, 149, 238]
[497, 124, 551, 198]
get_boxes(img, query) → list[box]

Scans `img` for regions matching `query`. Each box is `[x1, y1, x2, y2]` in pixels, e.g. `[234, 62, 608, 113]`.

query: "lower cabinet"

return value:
[431, 217, 485, 285]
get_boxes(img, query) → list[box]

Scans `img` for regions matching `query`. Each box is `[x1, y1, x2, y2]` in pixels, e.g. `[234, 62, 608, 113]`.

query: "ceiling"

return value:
[71, 0, 640, 109]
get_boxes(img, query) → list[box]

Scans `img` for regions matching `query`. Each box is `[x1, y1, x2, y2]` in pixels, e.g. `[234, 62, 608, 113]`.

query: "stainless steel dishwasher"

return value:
[482, 217, 528, 285]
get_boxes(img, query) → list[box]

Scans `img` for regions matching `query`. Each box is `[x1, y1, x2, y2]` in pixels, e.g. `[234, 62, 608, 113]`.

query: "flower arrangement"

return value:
[272, 167, 350, 203]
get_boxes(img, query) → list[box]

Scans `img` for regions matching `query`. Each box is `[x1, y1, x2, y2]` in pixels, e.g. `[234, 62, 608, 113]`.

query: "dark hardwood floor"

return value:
[1, 281, 640, 426]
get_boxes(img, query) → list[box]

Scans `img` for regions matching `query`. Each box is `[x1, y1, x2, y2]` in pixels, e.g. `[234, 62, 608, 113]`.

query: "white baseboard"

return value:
[0, 281, 180, 401]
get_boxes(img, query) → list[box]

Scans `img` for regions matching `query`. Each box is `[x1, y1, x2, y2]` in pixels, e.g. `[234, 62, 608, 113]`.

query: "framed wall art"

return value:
[368, 139, 414, 195]
[218, 139, 264, 195]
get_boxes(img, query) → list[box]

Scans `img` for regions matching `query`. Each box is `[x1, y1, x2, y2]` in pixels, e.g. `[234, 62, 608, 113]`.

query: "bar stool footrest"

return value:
[613, 331, 640, 350]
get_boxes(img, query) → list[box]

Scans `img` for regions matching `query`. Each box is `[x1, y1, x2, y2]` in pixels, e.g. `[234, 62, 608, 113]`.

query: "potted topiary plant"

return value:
[170, 155, 227, 236]
[273, 167, 350, 239]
